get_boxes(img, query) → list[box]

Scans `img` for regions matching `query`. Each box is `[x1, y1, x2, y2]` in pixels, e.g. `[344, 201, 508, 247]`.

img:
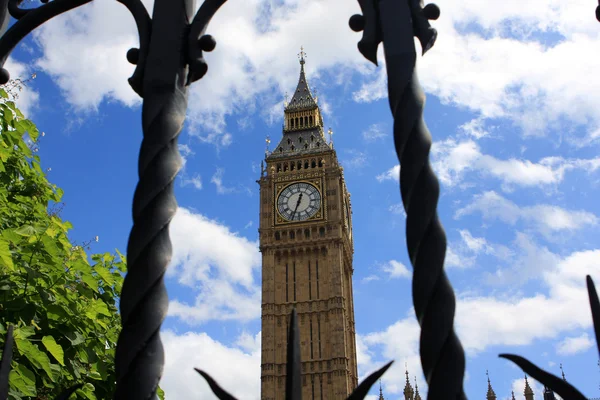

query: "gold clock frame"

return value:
[274, 179, 324, 225]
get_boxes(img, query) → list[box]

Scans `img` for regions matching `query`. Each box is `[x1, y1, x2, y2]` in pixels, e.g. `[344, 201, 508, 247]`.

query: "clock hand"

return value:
[291, 193, 303, 221]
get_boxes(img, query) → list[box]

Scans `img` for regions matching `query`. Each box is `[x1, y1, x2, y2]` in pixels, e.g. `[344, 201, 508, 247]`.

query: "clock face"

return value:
[277, 182, 321, 222]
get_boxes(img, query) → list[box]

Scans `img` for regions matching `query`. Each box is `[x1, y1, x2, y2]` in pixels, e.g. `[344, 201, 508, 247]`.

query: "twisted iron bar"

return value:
[350, 1, 466, 399]
[0, 0, 226, 397]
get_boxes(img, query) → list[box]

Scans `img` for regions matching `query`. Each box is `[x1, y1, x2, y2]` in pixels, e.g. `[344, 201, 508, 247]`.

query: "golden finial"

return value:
[265, 135, 271, 155]
[284, 92, 289, 107]
[328, 127, 333, 148]
[298, 46, 307, 65]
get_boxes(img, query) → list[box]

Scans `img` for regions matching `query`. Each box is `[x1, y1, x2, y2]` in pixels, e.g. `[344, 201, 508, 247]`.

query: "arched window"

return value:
[304, 229, 310, 238]
[319, 227, 325, 237]
[291, 145, 295, 151]
[309, 116, 313, 126]
[304, 161, 309, 169]
[297, 161, 302, 170]
[288, 138, 291, 145]
[311, 135, 314, 142]
[304, 116, 308, 126]
[311, 160, 316, 168]
[318, 159, 323, 167]
[295, 117, 299, 127]
[279, 147, 283, 153]
[291, 162, 295, 170]
[277, 164, 282, 172]
[290, 231, 295, 239]
[298, 137, 302, 143]
[283, 163, 288, 172]
[275, 232, 281, 240]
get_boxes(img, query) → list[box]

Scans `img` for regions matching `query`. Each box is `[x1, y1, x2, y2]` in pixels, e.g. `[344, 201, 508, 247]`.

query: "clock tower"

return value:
[258, 49, 358, 400]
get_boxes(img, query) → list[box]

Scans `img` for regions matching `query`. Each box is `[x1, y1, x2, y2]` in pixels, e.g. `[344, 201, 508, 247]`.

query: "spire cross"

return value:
[265, 135, 271, 154]
[298, 46, 307, 65]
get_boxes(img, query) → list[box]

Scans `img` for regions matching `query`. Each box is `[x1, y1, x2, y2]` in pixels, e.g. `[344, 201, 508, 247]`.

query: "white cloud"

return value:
[362, 123, 387, 142]
[211, 168, 236, 194]
[429, 139, 600, 190]
[168, 207, 261, 324]
[161, 330, 260, 399]
[181, 173, 203, 190]
[381, 260, 411, 279]
[455, 191, 598, 238]
[343, 149, 368, 169]
[555, 332, 594, 356]
[376, 165, 400, 182]
[388, 203, 406, 217]
[360, 274, 380, 284]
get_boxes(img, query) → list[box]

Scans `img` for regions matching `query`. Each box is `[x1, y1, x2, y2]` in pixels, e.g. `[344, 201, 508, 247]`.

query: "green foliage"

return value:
[0, 88, 164, 399]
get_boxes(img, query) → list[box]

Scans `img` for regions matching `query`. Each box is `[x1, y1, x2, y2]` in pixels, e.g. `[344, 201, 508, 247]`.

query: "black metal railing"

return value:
[0, 0, 598, 399]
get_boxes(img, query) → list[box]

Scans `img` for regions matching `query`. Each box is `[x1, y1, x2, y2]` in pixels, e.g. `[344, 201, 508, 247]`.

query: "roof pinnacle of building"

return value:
[560, 363, 567, 381]
[486, 370, 497, 400]
[414, 376, 422, 400]
[378, 380, 384, 400]
[285, 46, 318, 112]
[403, 364, 414, 397]
[512, 391, 516, 400]
[524, 375, 534, 395]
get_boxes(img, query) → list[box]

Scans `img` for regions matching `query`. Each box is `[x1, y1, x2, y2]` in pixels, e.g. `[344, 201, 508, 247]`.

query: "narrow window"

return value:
[284, 164, 288, 172]
[311, 375, 315, 400]
[275, 232, 281, 240]
[308, 261, 312, 300]
[290, 231, 295, 239]
[300, 117, 304, 127]
[277, 163, 281, 172]
[305, 161, 309, 168]
[304, 229, 310, 238]
[316, 260, 320, 299]
[288, 138, 291, 145]
[319, 227, 325, 237]
[310, 317, 314, 359]
[305, 116, 308, 126]
[293, 261, 297, 301]
[320, 376, 323, 400]
[286, 263, 289, 302]
[299, 137, 302, 143]
[311, 135, 314, 142]
[311, 160, 316, 168]
[318, 159, 323, 167]
[298, 161, 302, 170]
[318, 315, 322, 357]
[309, 116, 313, 126]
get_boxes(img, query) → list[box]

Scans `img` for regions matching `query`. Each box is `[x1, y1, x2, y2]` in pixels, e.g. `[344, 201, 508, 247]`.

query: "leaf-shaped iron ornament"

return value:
[197, 309, 393, 399]
[500, 275, 600, 399]
[350, 1, 467, 399]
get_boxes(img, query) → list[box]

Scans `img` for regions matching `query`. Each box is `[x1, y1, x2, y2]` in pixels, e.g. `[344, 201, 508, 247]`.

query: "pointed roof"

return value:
[414, 376, 422, 400]
[511, 391, 516, 400]
[267, 47, 328, 160]
[378, 380, 385, 400]
[285, 46, 317, 112]
[403, 367, 414, 398]
[560, 363, 567, 382]
[486, 371, 497, 400]
[524, 375, 534, 398]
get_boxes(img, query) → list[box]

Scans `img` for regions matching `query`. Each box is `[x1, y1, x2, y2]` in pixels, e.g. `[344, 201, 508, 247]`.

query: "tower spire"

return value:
[403, 364, 414, 400]
[486, 370, 497, 400]
[560, 363, 566, 381]
[378, 379, 385, 400]
[414, 376, 422, 400]
[524, 375, 534, 400]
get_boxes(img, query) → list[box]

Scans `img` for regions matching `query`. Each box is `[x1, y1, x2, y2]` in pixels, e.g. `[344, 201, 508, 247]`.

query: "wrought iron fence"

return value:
[0, 0, 598, 399]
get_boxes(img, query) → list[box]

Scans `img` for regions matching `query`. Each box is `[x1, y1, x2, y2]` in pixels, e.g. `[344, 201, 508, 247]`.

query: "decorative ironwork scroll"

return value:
[349, 1, 467, 399]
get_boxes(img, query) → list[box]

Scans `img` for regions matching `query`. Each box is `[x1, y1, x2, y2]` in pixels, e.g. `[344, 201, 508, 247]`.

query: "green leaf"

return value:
[85, 299, 110, 320]
[65, 331, 85, 346]
[14, 336, 54, 380]
[93, 264, 114, 286]
[9, 364, 37, 397]
[42, 336, 65, 366]
[13, 326, 35, 340]
[14, 225, 35, 237]
[0, 236, 14, 271]
[77, 382, 96, 400]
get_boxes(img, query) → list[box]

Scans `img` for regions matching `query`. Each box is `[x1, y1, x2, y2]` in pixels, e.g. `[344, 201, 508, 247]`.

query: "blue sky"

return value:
[4, 0, 600, 398]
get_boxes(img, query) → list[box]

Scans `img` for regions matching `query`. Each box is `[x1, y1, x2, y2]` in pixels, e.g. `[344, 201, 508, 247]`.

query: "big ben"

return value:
[258, 48, 358, 400]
